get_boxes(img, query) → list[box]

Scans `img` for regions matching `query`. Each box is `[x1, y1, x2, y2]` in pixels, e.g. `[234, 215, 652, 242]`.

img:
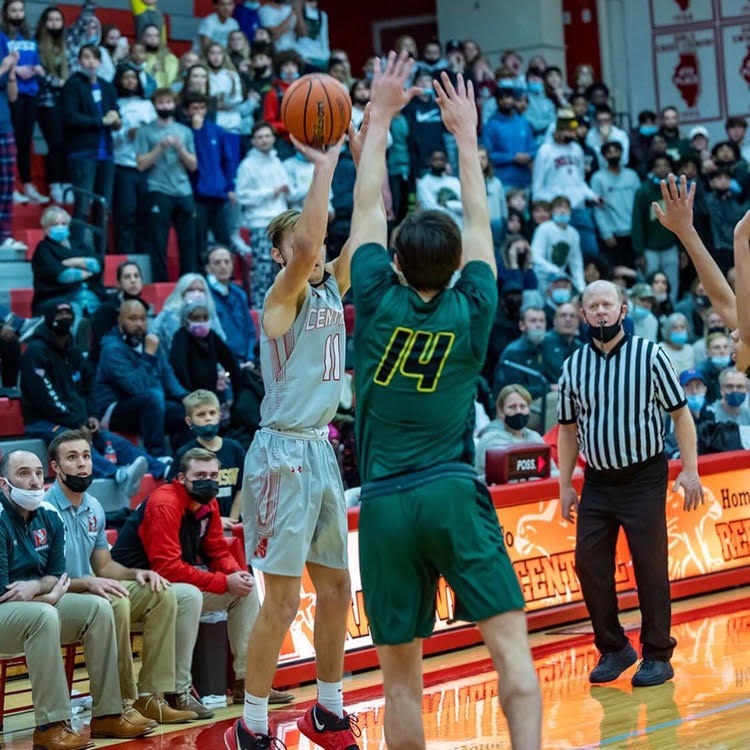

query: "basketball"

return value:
[281, 73, 352, 148]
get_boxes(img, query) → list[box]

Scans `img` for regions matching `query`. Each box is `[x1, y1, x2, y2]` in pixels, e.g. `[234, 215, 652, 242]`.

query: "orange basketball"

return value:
[281, 73, 352, 148]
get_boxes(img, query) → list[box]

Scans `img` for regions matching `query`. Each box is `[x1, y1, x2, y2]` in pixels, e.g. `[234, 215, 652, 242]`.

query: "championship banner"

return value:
[252, 455, 750, 672]
[650, 0, 714, 28]
[721, 22, 750, 117]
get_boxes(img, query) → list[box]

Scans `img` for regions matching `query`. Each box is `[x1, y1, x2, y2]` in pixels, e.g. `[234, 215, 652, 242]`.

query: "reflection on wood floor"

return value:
[3, 590, 750, 748]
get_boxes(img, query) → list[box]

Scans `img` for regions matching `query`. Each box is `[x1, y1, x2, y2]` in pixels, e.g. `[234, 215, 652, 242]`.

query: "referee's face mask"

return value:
[583, 299, 627, 343]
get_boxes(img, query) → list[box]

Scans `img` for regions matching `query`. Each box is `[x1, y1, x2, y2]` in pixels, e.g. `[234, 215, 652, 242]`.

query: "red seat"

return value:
[105, 528, 118, 546]
[9, 289, 33, 319]
[0, 399, 24, 437]
[230, 524, 247, 568]
[130, 474, 165, 509]
[17, 228, 43, 259]
[141, 282, 176, 314]
[103, 255, 129, 287]
[167, 229, 179, 281]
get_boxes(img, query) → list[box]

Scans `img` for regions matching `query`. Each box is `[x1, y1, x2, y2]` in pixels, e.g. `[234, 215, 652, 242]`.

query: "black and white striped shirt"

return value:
[557, 334, 686, 471]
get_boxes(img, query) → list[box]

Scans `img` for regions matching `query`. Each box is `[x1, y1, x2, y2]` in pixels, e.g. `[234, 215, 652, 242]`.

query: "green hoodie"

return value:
[631, 179, 677, 255]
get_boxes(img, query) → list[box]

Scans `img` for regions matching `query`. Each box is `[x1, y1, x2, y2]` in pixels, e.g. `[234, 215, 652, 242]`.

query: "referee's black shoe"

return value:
[588, 643, 638, 683]
[631, 658, 674, 687]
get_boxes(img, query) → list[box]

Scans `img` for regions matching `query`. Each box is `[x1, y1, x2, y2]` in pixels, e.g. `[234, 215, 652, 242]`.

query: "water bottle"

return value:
[104, 441, 117, 465]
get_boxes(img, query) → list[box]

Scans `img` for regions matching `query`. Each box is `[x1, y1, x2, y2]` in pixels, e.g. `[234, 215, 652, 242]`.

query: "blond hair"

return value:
[267, 209, 301, 248]
[496, 384, 532, 411]
[182, 389, 220, 417]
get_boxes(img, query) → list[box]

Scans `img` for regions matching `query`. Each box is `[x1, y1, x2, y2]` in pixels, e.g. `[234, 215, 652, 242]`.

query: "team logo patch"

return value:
[254, 537, 268, 559]
[33, 528, 48, 548]
[88, 515, 97, 533]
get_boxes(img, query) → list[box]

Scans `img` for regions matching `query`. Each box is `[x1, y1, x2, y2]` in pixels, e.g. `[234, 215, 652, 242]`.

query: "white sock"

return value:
[243, 692, 269, 735]
[317, 679, 344, 718]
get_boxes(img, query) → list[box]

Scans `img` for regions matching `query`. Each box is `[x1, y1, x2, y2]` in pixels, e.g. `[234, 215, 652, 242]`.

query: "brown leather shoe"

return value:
[232, 679, 295, 705]
[165, 691, 215, 719]
[90, 709, 156, 739]
[133, 693, 197, 723]
[32, 722, 94, 750]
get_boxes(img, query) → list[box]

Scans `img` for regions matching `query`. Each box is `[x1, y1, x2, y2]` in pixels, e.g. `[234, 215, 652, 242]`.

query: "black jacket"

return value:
[19, 326, 92, 428]
[61, 71, 119, 158]
[169, 327, 242, 394]
[31, 237, 106, 316]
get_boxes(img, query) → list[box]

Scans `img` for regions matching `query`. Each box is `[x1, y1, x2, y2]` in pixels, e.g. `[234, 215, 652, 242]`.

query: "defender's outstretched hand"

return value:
[433, 72, 477, 138]
[653, 173, 695, 237]
[369, 50, 421, 118]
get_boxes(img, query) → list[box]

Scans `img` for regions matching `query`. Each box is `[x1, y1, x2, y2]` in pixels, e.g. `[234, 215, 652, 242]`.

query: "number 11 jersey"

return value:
[351, 243, 498, 483]
[259, 273, 345, 432]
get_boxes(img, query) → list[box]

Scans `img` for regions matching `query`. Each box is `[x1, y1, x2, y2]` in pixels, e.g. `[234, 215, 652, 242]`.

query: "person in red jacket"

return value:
[261, 50, 303, 159]
[112, 447, 292, 702]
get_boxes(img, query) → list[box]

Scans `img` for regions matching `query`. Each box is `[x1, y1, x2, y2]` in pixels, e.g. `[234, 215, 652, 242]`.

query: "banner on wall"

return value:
[721, 22, 750, 117]
[251, 464, 750, 669]
[653, 28, 721, 121]
[650, 0, 714, 28]
[720, 0, 750, 20]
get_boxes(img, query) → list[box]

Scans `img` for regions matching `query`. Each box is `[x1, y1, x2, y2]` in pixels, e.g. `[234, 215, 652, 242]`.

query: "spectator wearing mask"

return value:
[629, 109, 658, 169]
[475, 384, 556, 479]
[205, 245, 257, 365]
[478, 145, 507, 245]
[293, 0, 330, 71]
[136, 87, 198, 281]
[658, 106, 690, 162]
[493, 304, 548, 401]
[185, 93, 235, 259]
[61, 44, 120, 244]
[44, 429, 208, 723]
[692, 308, 726, 366]
[204, 42, 243, 141]
[586, 105, 630, 170]
[110, 448, 262, 707]
[688, 125, 710, 165]
[0, 448, 154, 749]
[153, 273, 225, 353]
[591, 140, 640, 267]
[497, 232, 537, 292]
[258, 0, 297, 52]
[403, 68, 446, 178]
[235, 121, 290, 308]
[629, 283, 659, 341]
[704, 168, 750, 274]
[706, 368, 750, 425]
[20, 301, 166, 498]
[541, 301, 582, 384]
[532, 110, 602, 257]
[659, 312, 694, 372]
[128, 41, 156, 97]
[482, 85, 537, 190]
[709, 140, 749, 196]
[141, 23, 177, 88]
[530, 195, 585, 292]
[418, 39, 445, 74]
[698, 332, 733, 403]
[95, 298, 188, 457]
[112, 64, 156, 255]
[416, 149, 463, 229]
[725, 115, 750, 165]
[35, 6, 70, 205]
[99, 24, 128, 82]
[168, 298, 242, 394]
[542, 273, 575, 327]
[523, 66, 555, 144]
[31, 205, 105, 317]
[648, 270, 674, 321]
[132, 0, 165, 42]
[674, 279, 711, 341]
[165, 390, 247, 528]
[247, 41, 274, 104]
[262, 50, 302, 159]
[196, 0, 239, 53]
[2, 0, 46, 204]
[573, 115, 599, 183]
[631, 153, 679, 301]
[664, 369, 709, 458]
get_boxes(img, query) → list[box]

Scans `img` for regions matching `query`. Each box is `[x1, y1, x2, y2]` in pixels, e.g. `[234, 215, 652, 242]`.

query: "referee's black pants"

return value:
[575, 453, 677, 661]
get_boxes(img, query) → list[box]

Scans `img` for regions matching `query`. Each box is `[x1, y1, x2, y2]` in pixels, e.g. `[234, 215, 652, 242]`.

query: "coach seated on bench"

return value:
[95, 298, 188, 457]
[111, 448, 292, 705]
[475, 384, 558, 479]
[0, 449, 153, 749]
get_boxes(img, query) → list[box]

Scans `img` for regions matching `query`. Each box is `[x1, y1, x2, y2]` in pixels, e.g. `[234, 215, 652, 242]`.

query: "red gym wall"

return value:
[562, 0, 602, 83]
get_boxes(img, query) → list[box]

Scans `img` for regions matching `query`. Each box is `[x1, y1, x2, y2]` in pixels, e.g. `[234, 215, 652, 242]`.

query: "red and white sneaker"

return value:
[297, 704, 360, 749]
[224, 718, 286, 750]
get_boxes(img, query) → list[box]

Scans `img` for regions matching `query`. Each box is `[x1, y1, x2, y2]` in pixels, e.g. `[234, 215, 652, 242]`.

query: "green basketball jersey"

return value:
[351, 243, 498, 482]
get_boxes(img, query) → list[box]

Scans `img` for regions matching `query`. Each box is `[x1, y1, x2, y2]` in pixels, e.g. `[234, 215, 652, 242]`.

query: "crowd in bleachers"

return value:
[0, 0, 749, 745]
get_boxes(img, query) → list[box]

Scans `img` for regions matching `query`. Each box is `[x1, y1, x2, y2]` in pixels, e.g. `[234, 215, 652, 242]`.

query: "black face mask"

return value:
[606, 156, 621, 168]
[505, 412, 529, 431]
[186, 478, 219, 504]
[122, 330, 145, 348]
[50, 316, 74, 335]
[713, 187, 730, 197]
[503, 294, 522, 316]
[695, 294, 711, 308]
[430, 167, 445, 176]
[252, 64, 269, 75]
[708, 325, 727, 334]
[585, 313, 623, 343]
[60, 472, 93, 493]
[155, 107, 174, 120]
[562, 135, 576, 144]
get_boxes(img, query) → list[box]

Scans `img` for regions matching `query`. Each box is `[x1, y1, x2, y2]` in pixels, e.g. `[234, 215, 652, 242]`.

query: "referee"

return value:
[557, 279, 704, 687]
